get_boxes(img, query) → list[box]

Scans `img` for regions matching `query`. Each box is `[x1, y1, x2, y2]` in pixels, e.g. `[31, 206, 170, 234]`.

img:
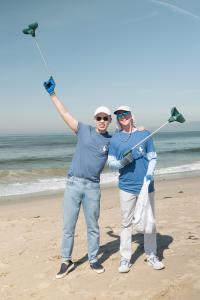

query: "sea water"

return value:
[0, 131, 199, 198]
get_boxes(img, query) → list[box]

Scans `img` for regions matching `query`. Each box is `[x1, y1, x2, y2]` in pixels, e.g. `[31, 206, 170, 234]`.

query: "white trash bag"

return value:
[133, 178, 156, 234]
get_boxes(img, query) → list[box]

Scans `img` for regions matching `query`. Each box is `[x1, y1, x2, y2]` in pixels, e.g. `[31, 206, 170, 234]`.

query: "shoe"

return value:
[147, 255, 165, 270]
[56, 260, 75, 279]
[90, 261, 105, 274]
[118, 259, 131, 273]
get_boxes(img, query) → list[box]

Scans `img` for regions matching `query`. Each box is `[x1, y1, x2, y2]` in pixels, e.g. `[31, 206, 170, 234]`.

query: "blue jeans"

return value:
[61, 176, 101, 263]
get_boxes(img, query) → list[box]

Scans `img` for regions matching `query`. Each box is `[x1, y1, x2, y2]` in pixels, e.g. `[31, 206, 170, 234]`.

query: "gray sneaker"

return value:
[118, 259, 131, 273]
[56, 260, 75, 279]
[90, 261, 105, 274]
[147, 255, 165, 270]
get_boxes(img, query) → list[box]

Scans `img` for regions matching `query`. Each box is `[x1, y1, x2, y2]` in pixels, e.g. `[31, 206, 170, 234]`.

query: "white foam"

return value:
[0, 177, 66, 197]
[155, 161, 200, 175]
[1, 161, 200, 197]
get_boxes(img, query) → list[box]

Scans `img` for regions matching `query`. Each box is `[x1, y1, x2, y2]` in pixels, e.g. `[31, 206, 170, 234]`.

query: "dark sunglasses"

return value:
[96, 116, 109, 121]
[116, 111, 130, 118]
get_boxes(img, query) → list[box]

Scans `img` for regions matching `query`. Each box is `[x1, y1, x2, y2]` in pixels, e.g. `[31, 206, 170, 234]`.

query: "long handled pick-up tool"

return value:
[124, 107, 185, 156]
[22, 22, 51, 76]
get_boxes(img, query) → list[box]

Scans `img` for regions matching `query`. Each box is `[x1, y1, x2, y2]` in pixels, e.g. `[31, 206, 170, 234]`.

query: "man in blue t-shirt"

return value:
[44, 77, 112, 278]
[107, 105, 165, 273]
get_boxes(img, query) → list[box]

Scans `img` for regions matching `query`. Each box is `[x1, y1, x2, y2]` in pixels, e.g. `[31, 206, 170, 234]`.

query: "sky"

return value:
[1, 0, 200, 133]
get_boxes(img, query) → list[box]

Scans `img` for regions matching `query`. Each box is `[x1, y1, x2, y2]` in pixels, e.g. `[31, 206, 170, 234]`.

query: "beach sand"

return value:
[0, 176, 200, 300]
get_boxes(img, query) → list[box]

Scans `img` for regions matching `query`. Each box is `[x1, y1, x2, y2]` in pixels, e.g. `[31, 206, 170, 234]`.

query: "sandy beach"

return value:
[0, 176, 200, 300]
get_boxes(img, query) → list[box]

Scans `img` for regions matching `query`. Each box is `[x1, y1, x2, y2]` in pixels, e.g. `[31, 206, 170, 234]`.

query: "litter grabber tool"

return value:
[123, 107, 185, 157]
[22, 22, 51, 76]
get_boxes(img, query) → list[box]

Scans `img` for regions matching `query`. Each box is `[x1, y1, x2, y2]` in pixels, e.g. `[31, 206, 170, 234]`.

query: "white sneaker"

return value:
[147, 255, 165, 270]
[118, 260, 131, 273]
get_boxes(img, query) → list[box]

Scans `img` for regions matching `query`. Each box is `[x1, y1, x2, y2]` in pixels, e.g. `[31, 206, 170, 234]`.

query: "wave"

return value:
[1, 161, 200, 197]
[0, 177, 66, 197]
[1, 147, 200, 166]
[158, 147, 200, 155]
[155, 161, 200, 175]
[0, 141, 76, 149]
[0, 155, 72, 165]
[0, 168, 66, 184]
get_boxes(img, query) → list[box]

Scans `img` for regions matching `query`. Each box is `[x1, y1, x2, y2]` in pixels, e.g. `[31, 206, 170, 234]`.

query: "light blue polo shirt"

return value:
[68, 122, 111, 182]
[108, 130, 156, 194]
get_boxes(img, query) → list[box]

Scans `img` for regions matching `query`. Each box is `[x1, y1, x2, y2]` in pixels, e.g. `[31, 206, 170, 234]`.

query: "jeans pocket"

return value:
[89, 182, 100, 190]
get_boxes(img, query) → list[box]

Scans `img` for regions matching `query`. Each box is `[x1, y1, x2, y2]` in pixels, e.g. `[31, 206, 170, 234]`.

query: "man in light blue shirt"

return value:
[107, 105, 165, 273]
[44, 77, 112, 278]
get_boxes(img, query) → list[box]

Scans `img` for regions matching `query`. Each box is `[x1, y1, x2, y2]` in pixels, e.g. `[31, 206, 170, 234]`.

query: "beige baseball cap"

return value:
[114, 105, 131, 114]
[94, 106, 111, 116]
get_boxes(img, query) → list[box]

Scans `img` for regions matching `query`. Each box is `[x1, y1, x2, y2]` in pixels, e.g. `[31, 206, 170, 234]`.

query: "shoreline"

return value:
[1, 173, 200, 205]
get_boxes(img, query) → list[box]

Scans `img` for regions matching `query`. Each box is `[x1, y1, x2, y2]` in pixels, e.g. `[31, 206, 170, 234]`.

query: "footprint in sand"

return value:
[0, 272, 10, 278]
[48, 255, 60, 261]
[30, 292, 38, 297]
[0, 261, 9, 267]
[187, 235, 199, 240]
[18, 248, 28, 256]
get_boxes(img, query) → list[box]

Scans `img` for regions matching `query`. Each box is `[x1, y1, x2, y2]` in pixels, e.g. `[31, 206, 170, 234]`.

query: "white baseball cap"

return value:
[114, 105, 131, 114]
[114, 105, 136, 130]
[94, 106, 111, 116]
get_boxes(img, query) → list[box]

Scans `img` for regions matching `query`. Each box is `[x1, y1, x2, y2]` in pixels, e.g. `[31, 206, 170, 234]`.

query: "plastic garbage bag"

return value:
[133, 178, 156, 234]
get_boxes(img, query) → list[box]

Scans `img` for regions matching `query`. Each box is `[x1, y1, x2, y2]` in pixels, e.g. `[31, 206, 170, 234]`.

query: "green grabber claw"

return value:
[168, 107, 185, 123]
[22, 22, 51, 75]
[127, 107, 186, 153]
[22, 22, 38, 37]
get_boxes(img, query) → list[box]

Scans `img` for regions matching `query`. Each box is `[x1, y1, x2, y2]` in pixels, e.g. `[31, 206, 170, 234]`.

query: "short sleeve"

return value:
[76, 122, 91, 137]
[108, 137, 117, 157]
[145, 133, 156, 153]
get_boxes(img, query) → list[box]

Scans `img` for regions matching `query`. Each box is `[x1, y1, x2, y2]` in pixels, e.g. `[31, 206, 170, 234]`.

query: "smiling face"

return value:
[116, 110, 132, 130]
[95, 113, 112, 133]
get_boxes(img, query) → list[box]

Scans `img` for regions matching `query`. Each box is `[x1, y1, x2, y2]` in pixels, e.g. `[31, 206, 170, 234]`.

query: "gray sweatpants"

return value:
[119, 190, 157, 262]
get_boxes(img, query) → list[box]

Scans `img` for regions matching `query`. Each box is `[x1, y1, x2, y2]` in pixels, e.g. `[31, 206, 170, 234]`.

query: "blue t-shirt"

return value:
[68, 122, 111, 182]
[108, 130, 156, 194]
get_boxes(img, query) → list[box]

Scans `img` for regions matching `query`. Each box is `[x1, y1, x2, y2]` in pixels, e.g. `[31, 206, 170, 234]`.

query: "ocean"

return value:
[0, 131, 199, 198]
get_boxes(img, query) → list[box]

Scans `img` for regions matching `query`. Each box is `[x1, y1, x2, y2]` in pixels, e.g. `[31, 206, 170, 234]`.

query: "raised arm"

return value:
[44, 77, 78, 133]
[50, 93, 78, 133]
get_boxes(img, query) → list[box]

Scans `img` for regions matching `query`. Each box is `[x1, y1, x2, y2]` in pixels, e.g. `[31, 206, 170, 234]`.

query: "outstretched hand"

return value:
[44, 76, 56, 95]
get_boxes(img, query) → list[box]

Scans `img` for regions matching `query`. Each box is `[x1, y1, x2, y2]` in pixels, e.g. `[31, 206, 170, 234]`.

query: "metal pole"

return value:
[33, 37, 51, 76]
[131, 121, 169, 151]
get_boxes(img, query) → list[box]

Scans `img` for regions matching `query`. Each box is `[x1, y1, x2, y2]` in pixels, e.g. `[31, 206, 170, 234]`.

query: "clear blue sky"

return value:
[1, 0, 200, 133]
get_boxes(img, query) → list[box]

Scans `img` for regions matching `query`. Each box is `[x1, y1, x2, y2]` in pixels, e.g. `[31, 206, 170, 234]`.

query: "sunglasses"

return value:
[116, 111, 130, 118]
[96, 116, 109, 121]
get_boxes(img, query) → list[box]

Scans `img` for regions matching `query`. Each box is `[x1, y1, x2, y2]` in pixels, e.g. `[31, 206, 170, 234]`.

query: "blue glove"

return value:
[44, 76, 56, 95]
[145, 175, 154, 182]
[120, 150, 134, 168]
